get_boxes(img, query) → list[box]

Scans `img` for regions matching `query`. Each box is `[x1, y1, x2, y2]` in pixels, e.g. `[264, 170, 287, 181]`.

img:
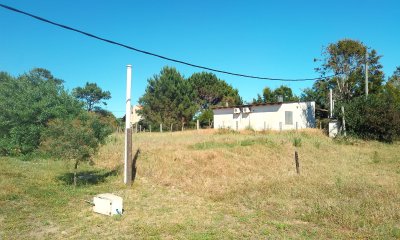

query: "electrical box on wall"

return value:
[242, 107, 251, 113]
[93, 193, 123, 216]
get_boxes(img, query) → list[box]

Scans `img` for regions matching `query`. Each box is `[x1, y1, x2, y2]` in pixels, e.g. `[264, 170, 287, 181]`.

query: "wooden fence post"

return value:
[295, 150, 300, 175]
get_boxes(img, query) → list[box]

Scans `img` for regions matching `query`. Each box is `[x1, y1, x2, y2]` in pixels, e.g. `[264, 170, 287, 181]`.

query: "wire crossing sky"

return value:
[0, 1, 399, 117]
[0, 3, 329, 82]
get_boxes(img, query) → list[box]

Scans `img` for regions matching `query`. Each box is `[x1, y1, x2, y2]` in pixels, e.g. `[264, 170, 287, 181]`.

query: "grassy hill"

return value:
[1, 129, 399, 239]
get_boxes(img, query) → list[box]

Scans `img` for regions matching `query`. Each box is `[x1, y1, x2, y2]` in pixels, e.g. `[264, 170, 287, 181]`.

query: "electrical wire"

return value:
[0, 3, 333, 82]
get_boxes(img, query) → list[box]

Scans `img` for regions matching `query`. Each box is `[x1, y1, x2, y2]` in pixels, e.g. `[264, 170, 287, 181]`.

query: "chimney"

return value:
[277, 95, 283, 103]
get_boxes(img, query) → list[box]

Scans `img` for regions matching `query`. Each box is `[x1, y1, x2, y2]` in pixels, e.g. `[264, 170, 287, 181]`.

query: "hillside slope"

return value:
[1, 129, 399, 239]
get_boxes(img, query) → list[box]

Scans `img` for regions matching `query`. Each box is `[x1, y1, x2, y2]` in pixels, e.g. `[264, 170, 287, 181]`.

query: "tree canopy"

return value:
[0, 69, 82, 154]
[300, 80, 330, 110]
[73, 82, 111, 111]
[299, 39, 400, 141]
[188, 72, 242, 109]
[388, 66, 400, 89]
[253, 85, 298, 104]
[138, 67, 198, 129]
[0, 68, 115, 158]
[139, 67, 242, 129]
[315, 39, 384, 101]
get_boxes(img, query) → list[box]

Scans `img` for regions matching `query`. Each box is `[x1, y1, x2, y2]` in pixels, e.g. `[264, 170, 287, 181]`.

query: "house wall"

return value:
[213, 102, 315, 131]
[130, 105, 142, 125]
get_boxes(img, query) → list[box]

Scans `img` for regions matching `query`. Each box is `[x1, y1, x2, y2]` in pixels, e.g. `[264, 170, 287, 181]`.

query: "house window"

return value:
[285, 111, 293, 125]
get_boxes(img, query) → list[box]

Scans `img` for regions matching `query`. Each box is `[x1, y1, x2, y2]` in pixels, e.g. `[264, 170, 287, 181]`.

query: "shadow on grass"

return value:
[131, 149, 140, 183]
[57, 169, 119, 186]
[57, 148, 140, 186]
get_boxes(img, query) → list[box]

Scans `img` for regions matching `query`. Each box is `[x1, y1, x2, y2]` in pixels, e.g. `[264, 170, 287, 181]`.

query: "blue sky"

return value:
[1, 0, 399, 117]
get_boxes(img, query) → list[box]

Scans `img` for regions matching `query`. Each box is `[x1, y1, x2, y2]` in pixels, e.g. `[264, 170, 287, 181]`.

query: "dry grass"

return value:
[1, 129, 400, 239]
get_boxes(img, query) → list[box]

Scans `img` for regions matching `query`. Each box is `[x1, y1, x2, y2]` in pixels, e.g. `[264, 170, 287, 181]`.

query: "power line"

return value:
[0, 3, 331, 82]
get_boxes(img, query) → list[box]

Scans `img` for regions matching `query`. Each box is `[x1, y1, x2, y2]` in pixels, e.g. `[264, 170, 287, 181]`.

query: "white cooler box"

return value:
[93, 193, 123, 216]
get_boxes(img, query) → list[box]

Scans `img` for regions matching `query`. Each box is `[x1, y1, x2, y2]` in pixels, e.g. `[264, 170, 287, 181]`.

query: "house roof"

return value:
[211, 101, 315, 110]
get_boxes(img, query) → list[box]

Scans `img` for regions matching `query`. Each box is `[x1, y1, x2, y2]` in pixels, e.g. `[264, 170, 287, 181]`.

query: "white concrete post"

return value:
[329, 88, 333, 118]
[124, 65, 132, 185]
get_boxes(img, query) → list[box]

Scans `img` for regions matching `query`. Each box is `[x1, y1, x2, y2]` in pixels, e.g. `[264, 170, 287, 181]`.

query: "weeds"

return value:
[293, 137, 302, 147]
[190, 137, 275, 150]
[333, 135, 361, 145]
[215, 128, 236, 135]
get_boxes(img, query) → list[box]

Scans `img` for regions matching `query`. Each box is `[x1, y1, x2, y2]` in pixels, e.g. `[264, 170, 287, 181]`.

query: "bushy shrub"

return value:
[337, 85, 400, 142]
[41, 112, 114, 185]
[41, 112, 114, 161]
[0, 69, 82, 155]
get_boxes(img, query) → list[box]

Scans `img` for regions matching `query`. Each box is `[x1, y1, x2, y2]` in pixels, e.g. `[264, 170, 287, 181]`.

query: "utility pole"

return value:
[365, 50, 369, 98]
[329, 88, 333, 118]
[124, 65, 132, 185]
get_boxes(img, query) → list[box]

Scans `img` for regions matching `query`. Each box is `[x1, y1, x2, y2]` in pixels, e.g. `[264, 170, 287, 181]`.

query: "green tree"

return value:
[139, 67, 198, 130]
[301, 80, 331, 110]
[188, 72, 241, 109]
[316, 39, 384, 101]
[254, 85, 298, 104]
[0, 69, 82, 155]
[262, 87, 275, 103]
[388, 66, 400, 89]
[196, 109, 214, 128]
[188, 72, 241, 129]
[252, 94, 263, 104]
[73, 82, 111, 111]
[273, 85, 299, 102]
[41, 112, 113, 185]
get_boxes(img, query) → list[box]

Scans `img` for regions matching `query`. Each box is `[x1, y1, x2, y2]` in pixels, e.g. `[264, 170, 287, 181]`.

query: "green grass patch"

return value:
[190, 137, 277, 150]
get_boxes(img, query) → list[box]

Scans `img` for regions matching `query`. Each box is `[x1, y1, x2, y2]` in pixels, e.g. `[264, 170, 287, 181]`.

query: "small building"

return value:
[212, 101, 315, 131]
[130, 105, 143, 126]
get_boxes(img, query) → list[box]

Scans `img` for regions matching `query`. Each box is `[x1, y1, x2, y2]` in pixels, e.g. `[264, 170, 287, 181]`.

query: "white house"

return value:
[130, 105, 143, 125]
[213, 101, 316, 131]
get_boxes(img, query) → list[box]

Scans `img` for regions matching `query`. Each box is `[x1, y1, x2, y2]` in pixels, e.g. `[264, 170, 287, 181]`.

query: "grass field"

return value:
[1, 129, 400, 239]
